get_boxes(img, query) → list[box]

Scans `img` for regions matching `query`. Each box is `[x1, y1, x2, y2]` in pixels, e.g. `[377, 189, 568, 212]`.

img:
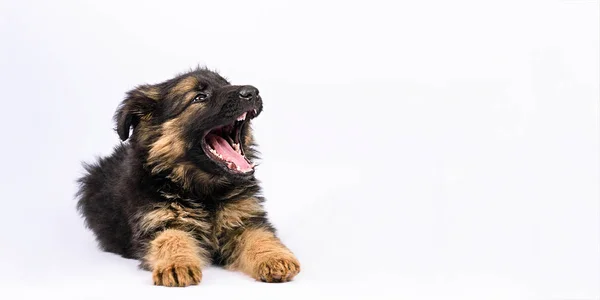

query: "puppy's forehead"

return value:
[169, 70, 230, 95]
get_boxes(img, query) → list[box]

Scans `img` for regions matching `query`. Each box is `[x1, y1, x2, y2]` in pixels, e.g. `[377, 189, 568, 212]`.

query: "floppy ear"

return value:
[114, 86, 159, 141]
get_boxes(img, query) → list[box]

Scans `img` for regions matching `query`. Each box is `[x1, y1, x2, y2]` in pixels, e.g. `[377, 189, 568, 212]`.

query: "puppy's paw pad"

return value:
[152, 262, 202, 287]
[256, 256, 300, 283]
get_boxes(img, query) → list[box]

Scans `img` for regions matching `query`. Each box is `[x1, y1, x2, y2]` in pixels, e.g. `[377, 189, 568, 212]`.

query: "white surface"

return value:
[0, 0, 598, 299]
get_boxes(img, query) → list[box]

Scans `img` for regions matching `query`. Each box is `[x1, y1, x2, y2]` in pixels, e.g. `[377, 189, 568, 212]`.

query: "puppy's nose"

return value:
[238, 86, 259, 100]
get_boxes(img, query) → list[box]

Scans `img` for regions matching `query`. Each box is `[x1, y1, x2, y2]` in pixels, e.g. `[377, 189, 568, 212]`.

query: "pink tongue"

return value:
[206, 134, 252, 170]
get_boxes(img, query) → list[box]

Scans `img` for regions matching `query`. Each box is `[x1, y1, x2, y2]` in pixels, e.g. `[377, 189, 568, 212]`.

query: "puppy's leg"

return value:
[224, 227, 300, 283]
[144, 229, 209, 287]
[136, 202, 213, 287]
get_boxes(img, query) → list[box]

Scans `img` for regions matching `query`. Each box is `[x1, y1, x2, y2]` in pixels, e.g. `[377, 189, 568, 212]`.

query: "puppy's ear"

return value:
[114, 85, 159, 141]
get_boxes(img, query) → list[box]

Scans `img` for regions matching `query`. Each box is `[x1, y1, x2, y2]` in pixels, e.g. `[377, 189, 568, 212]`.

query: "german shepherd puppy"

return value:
[76, 68, 300, 287]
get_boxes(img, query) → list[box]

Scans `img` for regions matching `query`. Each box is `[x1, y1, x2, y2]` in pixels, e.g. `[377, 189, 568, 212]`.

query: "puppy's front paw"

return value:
[152, 261, 202, 287]
[256, 256, 300, 283]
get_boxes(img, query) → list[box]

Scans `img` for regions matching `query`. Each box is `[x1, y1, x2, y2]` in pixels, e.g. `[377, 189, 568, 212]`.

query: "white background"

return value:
[0, 0, 598, 299]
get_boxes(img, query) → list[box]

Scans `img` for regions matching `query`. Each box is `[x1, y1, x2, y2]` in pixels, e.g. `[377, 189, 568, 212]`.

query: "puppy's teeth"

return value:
[237, 112, 247, 121]
[253, 109, 257, 115]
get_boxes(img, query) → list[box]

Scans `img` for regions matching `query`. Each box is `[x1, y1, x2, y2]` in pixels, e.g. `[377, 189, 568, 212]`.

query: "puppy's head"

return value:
[115, 68, 262, 186]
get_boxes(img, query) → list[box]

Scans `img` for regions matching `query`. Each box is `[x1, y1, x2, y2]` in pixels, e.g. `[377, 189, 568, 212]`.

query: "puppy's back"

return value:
[76, 144, 135, 258]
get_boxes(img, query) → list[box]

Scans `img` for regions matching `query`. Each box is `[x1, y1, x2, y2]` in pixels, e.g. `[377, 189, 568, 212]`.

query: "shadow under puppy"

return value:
[76, 68, 300, 287]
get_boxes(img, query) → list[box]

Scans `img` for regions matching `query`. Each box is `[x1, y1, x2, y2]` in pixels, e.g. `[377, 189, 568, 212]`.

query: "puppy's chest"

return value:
[143, 193, 263, 248]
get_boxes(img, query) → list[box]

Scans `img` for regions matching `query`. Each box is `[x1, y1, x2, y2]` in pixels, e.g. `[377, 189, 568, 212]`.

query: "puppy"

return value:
[76, 68, 300, 287]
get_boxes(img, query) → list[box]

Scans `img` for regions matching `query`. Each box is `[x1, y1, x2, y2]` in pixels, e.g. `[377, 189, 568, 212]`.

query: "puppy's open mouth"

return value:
[202, 110, 256, 174]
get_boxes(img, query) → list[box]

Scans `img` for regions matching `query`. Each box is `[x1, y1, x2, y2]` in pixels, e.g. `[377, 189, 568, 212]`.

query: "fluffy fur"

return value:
[76, 68, 300, 286]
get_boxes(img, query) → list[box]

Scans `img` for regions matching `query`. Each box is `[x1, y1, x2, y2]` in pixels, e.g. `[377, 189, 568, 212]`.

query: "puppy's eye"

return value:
[192, 93, 208, 103]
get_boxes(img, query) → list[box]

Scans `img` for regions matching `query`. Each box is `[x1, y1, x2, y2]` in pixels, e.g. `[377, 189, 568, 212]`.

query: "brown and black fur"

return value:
[76, 67, 300, 286]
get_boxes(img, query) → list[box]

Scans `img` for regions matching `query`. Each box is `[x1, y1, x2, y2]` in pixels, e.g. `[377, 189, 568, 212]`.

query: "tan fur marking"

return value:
[146, 229, 208, 287]
[134, 86, 161, 101]
[135, 124, 156, 144]
[140, 207, 176, 232]
[168, 161, 228, 190]
[216, 198, 263, 234]
[244, 127, 254, 147]
[171, 163, 203, 188]
[147, 119, 186, 173]
[146, 107, 209, 185]
[228, 227, 300, 282]
[171, 77, 199, 96]
[139, 202, 211, 236]
[169, 163, 193, 187]
[140, 113, 153, 121]
[142, 87, 161, 100]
